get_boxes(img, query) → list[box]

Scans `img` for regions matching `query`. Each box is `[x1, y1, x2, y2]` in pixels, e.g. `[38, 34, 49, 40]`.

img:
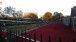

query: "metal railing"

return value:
[0, 29, 76, 42]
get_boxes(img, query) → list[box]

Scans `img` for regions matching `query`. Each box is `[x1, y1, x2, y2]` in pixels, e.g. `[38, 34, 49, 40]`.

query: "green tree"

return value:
[4, 6, 15, 15]
[53, 12, 64, 22]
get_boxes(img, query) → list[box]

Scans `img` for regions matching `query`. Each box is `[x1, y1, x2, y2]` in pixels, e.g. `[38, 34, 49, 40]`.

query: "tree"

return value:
[12, 13, 18, 18]
[17, 10, 23, 14]
[4, 6, 15, 17]
[16, 10, 23, 18]
[54, 12, 63, 17]
[42, 12, 52, 22]
[23, 12, 38, 19]
[0, 10, 3, 17]
[12, 13, 23, 18]
[53, 12, 64, 22]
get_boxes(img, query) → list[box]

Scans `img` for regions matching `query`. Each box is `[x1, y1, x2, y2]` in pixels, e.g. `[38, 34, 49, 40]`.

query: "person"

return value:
[1, 28, 8, 42]
[0, 29, 4, 42]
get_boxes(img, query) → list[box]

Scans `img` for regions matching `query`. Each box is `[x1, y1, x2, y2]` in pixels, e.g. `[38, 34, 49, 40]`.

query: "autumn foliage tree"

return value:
[42, 12, 52, 22]
[23, 12, 38, 19]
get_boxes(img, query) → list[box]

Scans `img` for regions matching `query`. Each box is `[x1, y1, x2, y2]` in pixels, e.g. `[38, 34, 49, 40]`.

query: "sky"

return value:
[0, 0, 76, 17]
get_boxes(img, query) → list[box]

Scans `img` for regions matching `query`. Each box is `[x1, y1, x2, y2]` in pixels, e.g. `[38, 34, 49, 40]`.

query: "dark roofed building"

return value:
[71, 6, 76, 17]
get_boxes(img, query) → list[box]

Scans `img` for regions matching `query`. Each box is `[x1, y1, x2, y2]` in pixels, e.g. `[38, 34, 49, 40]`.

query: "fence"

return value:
[0, 29, 76, 42]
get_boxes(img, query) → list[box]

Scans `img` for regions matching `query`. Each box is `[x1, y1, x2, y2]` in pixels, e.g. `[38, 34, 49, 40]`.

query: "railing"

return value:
[8, 30, 40, 42]
[0, 30, 76, 42]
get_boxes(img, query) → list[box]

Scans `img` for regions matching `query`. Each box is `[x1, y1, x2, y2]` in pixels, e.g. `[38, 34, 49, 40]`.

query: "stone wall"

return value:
[63, 16, 70, 26]
[71, 17, 76, 30]
[63, 16, 76, 30]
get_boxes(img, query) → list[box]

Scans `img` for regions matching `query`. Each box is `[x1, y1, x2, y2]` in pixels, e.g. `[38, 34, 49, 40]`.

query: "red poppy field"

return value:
[23, 22, 76, 42]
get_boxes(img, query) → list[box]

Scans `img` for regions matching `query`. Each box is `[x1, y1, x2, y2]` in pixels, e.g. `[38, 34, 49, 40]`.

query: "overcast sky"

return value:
[1, 0, 76, 17]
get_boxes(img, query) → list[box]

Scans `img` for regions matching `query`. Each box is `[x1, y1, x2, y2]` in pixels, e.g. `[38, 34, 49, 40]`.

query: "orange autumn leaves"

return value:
[23, 12, 53, 22]
[42, 12, 52, 22]
[23, 12, 38, 19]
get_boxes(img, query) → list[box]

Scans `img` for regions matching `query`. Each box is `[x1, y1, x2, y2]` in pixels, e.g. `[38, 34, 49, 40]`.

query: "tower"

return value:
[71, 6, 76, 17]
[70, 6, 76, 30]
